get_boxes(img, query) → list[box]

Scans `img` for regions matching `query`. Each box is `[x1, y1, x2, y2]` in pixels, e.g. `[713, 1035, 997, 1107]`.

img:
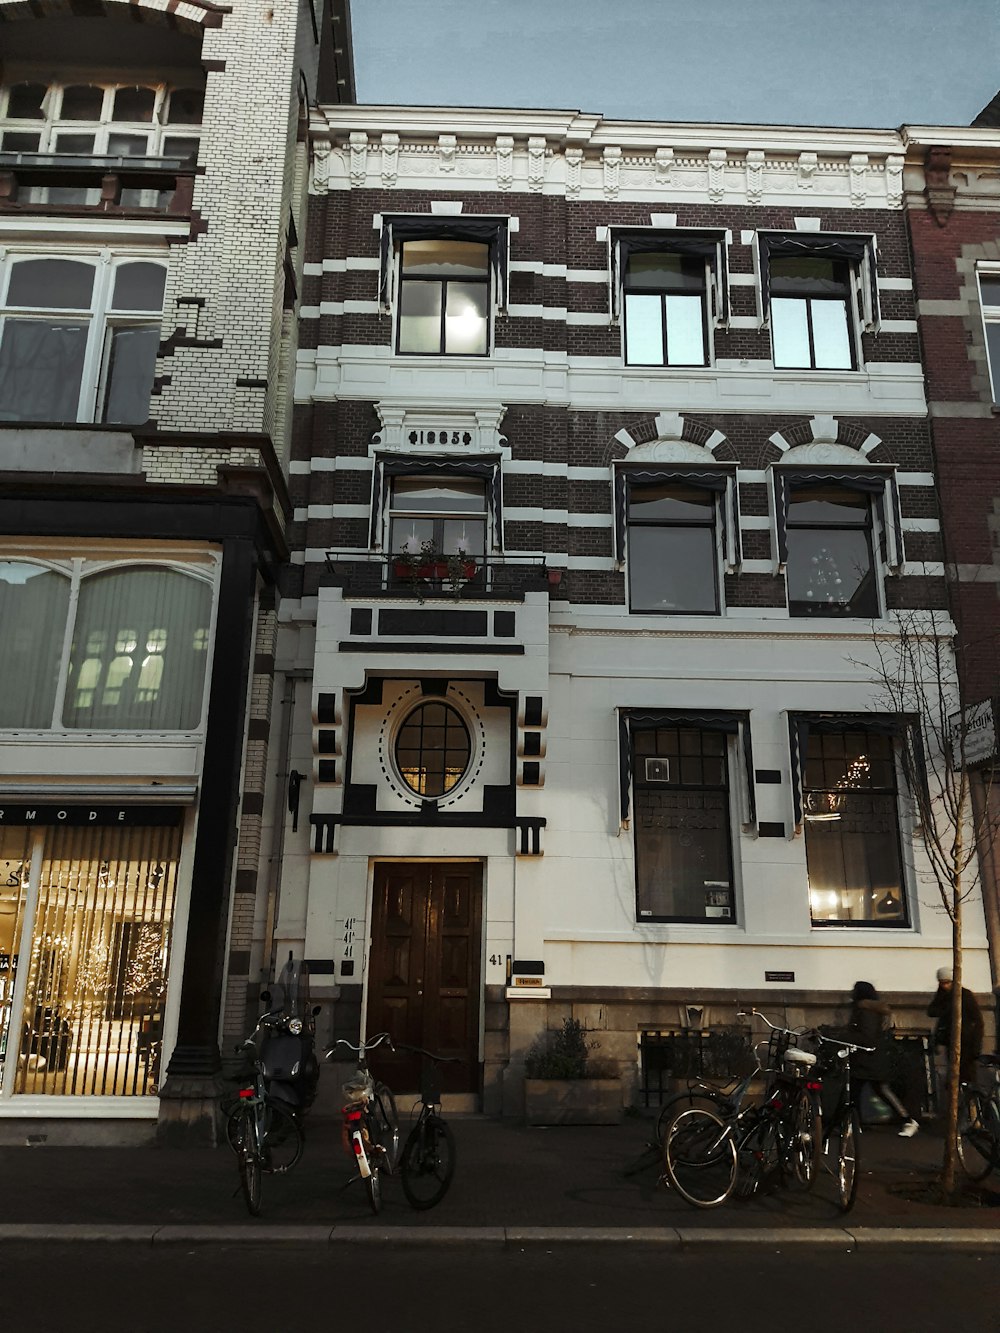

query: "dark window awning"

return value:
[372, 455, 504, 551]
[613, 465, 741, 571]
[757, 230, 880, 332]
[379, 214, 510, 312]
[787, 711, 914, 829]
[611, 227, 730, 325]
[771, 466, 904, 572]
[618, 707, 756, 829]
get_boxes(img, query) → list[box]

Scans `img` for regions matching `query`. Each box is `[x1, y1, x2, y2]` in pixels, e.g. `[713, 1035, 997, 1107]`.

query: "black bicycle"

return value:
[225, 1016, 305, 1216]
[397, 1045, 458, 1210]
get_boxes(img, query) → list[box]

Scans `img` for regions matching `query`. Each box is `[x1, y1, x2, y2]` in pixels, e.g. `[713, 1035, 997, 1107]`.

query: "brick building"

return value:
[903, 116, 1000, 1003]
[274, 106, 994, 1114]
[0, 0, 353, 1141]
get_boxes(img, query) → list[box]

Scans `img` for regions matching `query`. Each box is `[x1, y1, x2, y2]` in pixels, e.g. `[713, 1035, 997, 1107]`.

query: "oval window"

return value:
[394, 701, 471, 798]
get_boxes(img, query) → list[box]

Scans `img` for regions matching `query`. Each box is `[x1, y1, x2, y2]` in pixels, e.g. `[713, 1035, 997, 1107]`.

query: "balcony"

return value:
[323, 550, 556, 600]
[0, 153, 196, 218]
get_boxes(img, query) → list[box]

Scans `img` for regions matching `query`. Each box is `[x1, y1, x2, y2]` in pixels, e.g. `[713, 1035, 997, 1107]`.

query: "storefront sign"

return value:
[0, 805, 181, 826]
[949, 698, 998, 769]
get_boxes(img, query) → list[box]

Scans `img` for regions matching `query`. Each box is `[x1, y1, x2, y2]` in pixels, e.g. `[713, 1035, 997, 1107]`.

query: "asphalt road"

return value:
[7, 1243, 999, 1333]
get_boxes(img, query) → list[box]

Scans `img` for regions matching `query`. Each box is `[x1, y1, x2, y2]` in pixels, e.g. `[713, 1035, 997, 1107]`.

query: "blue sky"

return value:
[351, 0, 999, 129]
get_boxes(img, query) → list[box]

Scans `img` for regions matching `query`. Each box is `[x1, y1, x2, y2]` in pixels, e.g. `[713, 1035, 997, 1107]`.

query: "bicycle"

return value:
[662, 1010, 825, 1208]
[225, 1014, 305, 1217]
[810, 1028, 873, 1212]
[326, 1032, 400, 1214]
[957, 1053, 1000, 1182]
[397, 1045, 459, 1210]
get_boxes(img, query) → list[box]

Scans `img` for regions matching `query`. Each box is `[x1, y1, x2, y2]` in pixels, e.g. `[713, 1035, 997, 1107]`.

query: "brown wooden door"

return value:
[368, 862, 482, 1094]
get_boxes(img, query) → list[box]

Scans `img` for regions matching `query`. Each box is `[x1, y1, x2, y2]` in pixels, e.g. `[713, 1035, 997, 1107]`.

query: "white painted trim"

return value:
[878, 319, 919, 333]
[878, 276, 914, 291]
[0, 216, 187, 240]
[0, 1097, 158, 1119]
[302, 257, 381, 275]
[299, 300, 381, 318]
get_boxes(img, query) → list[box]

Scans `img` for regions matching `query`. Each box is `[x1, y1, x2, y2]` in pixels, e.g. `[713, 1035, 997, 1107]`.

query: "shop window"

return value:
[0, 822, 180, 1097]
[394, 700, 472, 798]
[0, 559, 213, 732]
[977, 270, 1000, 402]
[632, 724, 736, 923]
[626, 481, 720, 614]
[624, 252, 708, 366]
[397, 239, 490, 355]
[785, 485, 878, 617]
[0, 253, 165, 425]
[801, 726, 907, 927]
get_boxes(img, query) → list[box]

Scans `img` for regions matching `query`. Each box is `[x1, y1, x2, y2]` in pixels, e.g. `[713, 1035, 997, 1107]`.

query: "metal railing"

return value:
[324, 550, 554, 599]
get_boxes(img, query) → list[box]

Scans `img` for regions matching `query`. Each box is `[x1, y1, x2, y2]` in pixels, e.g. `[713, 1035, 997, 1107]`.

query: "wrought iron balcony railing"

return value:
[323, 550, 556, 599]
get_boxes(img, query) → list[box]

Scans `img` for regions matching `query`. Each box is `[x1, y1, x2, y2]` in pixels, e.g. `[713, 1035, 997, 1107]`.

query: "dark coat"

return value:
[927, 984, 984, 1081]
[848, 998, 892, 1083]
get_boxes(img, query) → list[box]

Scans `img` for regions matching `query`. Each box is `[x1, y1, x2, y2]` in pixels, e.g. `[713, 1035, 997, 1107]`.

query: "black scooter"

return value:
[257, 955, 320, 1116]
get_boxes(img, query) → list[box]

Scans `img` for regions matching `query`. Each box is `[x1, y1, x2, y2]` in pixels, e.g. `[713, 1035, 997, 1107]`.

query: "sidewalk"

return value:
[1, 1112, 998, 1245]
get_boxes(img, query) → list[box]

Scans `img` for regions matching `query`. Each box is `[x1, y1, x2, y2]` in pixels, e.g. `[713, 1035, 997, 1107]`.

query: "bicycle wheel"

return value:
[654, 1087, 725, 1145]
[735, 1115, 781, 1200]
[236, 1108, 262, 1216]
[829, 1105, 861, 1212]
[663, 1106, 737, 1209]
[262, 1100, 304, 1175]
[371, 1081, 400, 1171]
[788, 1087, 823, 1191]
[364, 1157, 383, 1214]
[957, 1087, 997, 1182]
[401, 1115, 456, 1210]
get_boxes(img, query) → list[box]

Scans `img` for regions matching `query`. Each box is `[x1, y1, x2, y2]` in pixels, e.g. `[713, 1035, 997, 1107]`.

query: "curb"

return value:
[0, 1223, 998, 1248]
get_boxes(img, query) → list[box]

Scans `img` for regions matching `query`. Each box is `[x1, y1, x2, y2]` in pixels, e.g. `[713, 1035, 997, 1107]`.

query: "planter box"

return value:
[523, 1077, 623, 1126]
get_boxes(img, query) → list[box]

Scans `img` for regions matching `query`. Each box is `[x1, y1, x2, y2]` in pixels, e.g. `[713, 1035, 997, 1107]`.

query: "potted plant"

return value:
[522, 1016, 622, 1126]
[393, 539, 477, 599]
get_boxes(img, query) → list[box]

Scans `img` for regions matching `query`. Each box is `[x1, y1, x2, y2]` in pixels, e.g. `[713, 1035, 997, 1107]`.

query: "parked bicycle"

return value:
[662, 1010, 837, 1209]
[326, 1032, 399, 1214]
[225, 1013, 306, 1216]
[957, 1053, 1000, 1181]
[809, 1026, 872, 1212]
[397, 1045, 459, 1210]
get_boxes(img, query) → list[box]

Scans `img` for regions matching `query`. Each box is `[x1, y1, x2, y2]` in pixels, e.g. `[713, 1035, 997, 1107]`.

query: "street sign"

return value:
[948, 697, 998, 769]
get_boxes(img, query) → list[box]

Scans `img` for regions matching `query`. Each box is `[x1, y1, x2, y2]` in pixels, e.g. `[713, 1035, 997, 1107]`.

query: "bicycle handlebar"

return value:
[324, 1032, 395, 1060]
[737, 1009, 874, 1057]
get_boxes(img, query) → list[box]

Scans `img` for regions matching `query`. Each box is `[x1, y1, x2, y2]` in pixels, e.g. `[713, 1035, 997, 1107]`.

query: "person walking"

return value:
[927, 965, 984, 1096]
[848, 980, 920, 1138]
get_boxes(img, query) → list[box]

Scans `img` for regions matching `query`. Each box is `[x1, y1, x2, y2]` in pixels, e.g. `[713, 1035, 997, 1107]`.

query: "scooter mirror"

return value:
[260, 990, 272, 1004]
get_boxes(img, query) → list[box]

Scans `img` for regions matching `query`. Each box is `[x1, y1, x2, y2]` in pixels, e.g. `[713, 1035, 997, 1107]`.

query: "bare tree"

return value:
[863, 610, 998, 1198]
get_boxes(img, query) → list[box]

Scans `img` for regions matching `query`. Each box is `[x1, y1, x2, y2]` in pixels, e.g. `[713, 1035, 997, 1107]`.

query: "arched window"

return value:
[65, 567, 212, 730]
[0, 561, 70, 728]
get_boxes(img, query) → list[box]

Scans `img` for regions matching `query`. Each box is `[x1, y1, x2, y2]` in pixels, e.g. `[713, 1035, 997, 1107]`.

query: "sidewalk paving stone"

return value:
[0, 1113, 996, 1242]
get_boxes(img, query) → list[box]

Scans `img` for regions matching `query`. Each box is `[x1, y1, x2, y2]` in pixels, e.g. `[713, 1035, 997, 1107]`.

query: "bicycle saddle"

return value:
[783, 1047, 817, 1067]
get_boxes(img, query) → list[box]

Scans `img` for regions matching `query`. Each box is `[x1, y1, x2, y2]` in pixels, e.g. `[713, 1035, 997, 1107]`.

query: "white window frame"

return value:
[0, 245, 167, 425]
[753, 230, 880, 373]
[0, 76, 203, 161]
[976, 265, 1000, 403]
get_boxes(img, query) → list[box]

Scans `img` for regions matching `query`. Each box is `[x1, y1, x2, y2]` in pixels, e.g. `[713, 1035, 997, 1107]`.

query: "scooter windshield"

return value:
[270, 957, 312, 1019]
